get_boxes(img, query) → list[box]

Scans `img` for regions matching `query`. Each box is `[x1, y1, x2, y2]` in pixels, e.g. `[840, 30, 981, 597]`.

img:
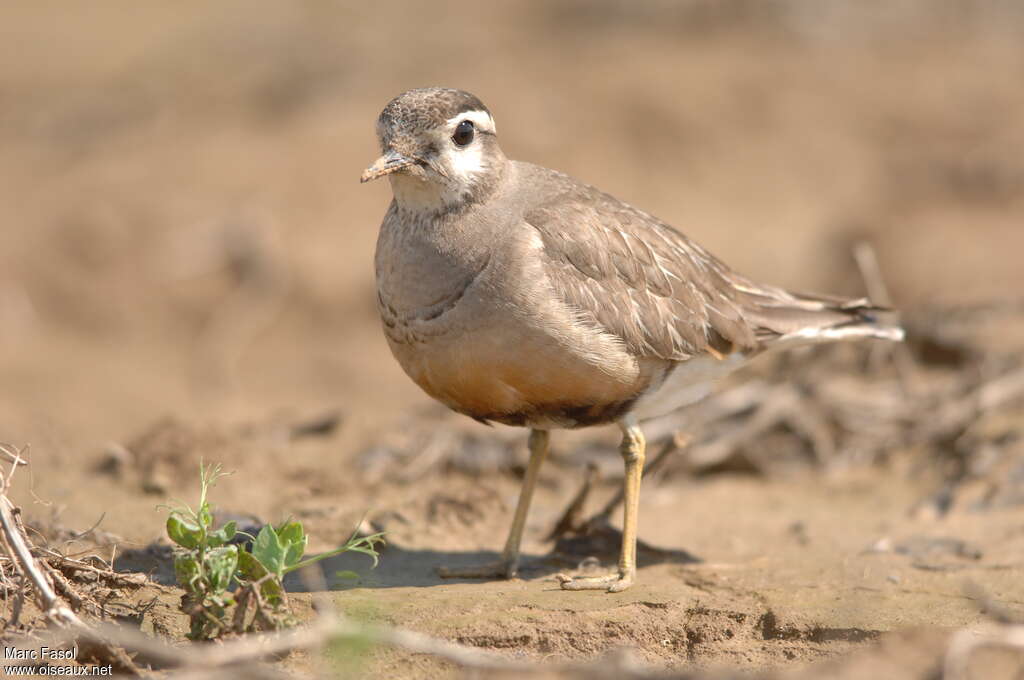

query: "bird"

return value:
[361, 87, 903, 593]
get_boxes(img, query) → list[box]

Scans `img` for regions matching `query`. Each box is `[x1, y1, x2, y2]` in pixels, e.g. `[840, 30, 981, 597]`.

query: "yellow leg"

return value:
[557, 422, 645, 592]
[438, 429, 549, 579]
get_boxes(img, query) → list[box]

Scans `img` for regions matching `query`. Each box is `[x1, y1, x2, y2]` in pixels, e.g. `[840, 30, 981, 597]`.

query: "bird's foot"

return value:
[437, 559, 518, 580]
[555, 569, 635, 593]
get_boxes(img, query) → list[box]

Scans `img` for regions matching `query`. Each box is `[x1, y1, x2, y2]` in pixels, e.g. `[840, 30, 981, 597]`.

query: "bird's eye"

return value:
[452, 120, 475, 147]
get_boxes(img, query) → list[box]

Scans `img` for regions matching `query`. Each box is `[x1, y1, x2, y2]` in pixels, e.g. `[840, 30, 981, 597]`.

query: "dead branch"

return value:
[685, 385, 798, 470]
[943, 624, 1024, 680]
[546, 463, 600, 541]
[0, 479, 141, 674]
[853, 241, 893, 309]
[32, 612, 707, 680]
[595, 434, 688, 521]
[549, 435, 687, 542]
[640, 380, 769, 444]
[0, 443, 28, 467]
[914, 368, 1024, 444]
[35, 547, 148, 588]
[0, 497, 75, 627]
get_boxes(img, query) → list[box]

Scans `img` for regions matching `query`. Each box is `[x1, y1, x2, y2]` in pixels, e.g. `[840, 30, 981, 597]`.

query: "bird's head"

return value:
[361, 88, 506, 213]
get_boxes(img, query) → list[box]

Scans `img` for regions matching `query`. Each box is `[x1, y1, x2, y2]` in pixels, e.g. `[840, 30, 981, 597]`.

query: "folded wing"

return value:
[525, 183, 902, 363]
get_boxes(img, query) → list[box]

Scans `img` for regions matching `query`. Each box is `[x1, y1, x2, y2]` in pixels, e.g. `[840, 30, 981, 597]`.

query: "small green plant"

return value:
[165, 462, 384, 640]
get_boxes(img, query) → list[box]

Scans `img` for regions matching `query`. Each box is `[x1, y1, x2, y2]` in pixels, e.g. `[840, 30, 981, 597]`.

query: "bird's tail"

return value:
[732, 282, 905, 352]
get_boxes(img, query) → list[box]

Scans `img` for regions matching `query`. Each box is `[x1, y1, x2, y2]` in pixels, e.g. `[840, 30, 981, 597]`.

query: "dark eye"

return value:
[452, 120, 475, 146]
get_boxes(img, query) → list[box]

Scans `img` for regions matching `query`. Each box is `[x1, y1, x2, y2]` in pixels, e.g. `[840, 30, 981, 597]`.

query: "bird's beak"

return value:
[361, 150, 415, 183]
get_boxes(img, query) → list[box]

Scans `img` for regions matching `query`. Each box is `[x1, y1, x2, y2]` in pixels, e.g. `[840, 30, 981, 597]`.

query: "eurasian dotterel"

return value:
[362, 87, 903, 592]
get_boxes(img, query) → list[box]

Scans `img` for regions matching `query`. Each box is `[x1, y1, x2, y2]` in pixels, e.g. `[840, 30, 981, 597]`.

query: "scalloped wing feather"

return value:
[525, 190, 757, 361]
[524, 182, 899, 363]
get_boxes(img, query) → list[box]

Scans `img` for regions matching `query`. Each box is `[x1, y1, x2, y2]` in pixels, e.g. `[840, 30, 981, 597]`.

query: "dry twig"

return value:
[549, 435, 687, 542]
[31, 612, 703, 680]
[944, 624, 1024, 680]
[0, 446, 141, 673]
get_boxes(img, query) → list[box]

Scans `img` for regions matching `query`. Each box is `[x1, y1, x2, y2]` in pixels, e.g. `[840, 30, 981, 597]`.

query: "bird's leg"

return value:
[438, 429, 549, 580]
[557, 422, 645, 593]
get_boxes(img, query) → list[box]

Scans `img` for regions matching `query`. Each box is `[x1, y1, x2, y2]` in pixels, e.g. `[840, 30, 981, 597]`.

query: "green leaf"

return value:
[347, 531, 386, 568]
[208, 520, 236, 548]
[335, 570, 359, 580]
[237, 550, 284, 605]
[205, 545, 239, 592]
[276, 521, 307, 569]
[252, 524, 287, 578]
[277, 521, 304, 547]
[346, 544, 382, 569]
[174, 554, 201, 591]
[285, 531, 386, 575]
[197, 504, 214, 532]
[236, 548, 268, 581]
[167, 515, 203, 550]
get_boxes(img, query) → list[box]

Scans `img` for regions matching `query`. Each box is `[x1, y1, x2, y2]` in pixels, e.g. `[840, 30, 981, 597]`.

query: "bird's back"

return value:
[509, 161, 901, 361]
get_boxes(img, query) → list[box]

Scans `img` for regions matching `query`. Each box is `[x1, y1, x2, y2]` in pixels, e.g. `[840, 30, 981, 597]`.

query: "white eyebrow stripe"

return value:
[446, 110, 496, 134]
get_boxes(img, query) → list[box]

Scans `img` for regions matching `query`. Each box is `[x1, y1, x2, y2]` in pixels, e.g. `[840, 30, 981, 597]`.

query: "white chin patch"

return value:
[389, 172, 463, 212]
[444, 144, 485, 183]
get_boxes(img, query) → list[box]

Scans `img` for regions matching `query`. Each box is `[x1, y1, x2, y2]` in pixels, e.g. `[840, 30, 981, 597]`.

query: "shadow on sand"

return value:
[114, 529, 700, 592]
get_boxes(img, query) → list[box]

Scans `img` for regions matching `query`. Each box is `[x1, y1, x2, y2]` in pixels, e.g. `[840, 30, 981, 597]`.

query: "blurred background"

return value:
[1, 0, 1023, 536]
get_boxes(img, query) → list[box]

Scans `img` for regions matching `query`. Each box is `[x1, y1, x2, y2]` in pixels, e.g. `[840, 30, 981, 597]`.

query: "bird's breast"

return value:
[375, 219, 654, 427]
[387, 318, 652, 428]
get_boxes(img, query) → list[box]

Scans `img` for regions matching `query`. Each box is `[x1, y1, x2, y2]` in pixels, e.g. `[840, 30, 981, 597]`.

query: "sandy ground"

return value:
[2, 1, 1024, 677]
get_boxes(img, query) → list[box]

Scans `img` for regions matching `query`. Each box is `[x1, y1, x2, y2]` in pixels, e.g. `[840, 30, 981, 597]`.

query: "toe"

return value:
[555, 570, 635, 592]
[556, 573, 614, 591]
[607, 576, 634, 593]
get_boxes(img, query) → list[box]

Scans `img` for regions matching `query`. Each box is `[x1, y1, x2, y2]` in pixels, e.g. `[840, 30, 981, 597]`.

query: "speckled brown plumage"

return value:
[525, 173, 889, 362]
[376, 88, 490, 150]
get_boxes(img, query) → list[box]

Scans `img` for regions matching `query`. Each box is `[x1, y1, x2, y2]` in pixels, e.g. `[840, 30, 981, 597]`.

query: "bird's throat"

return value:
[389, 172, 469, 215]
